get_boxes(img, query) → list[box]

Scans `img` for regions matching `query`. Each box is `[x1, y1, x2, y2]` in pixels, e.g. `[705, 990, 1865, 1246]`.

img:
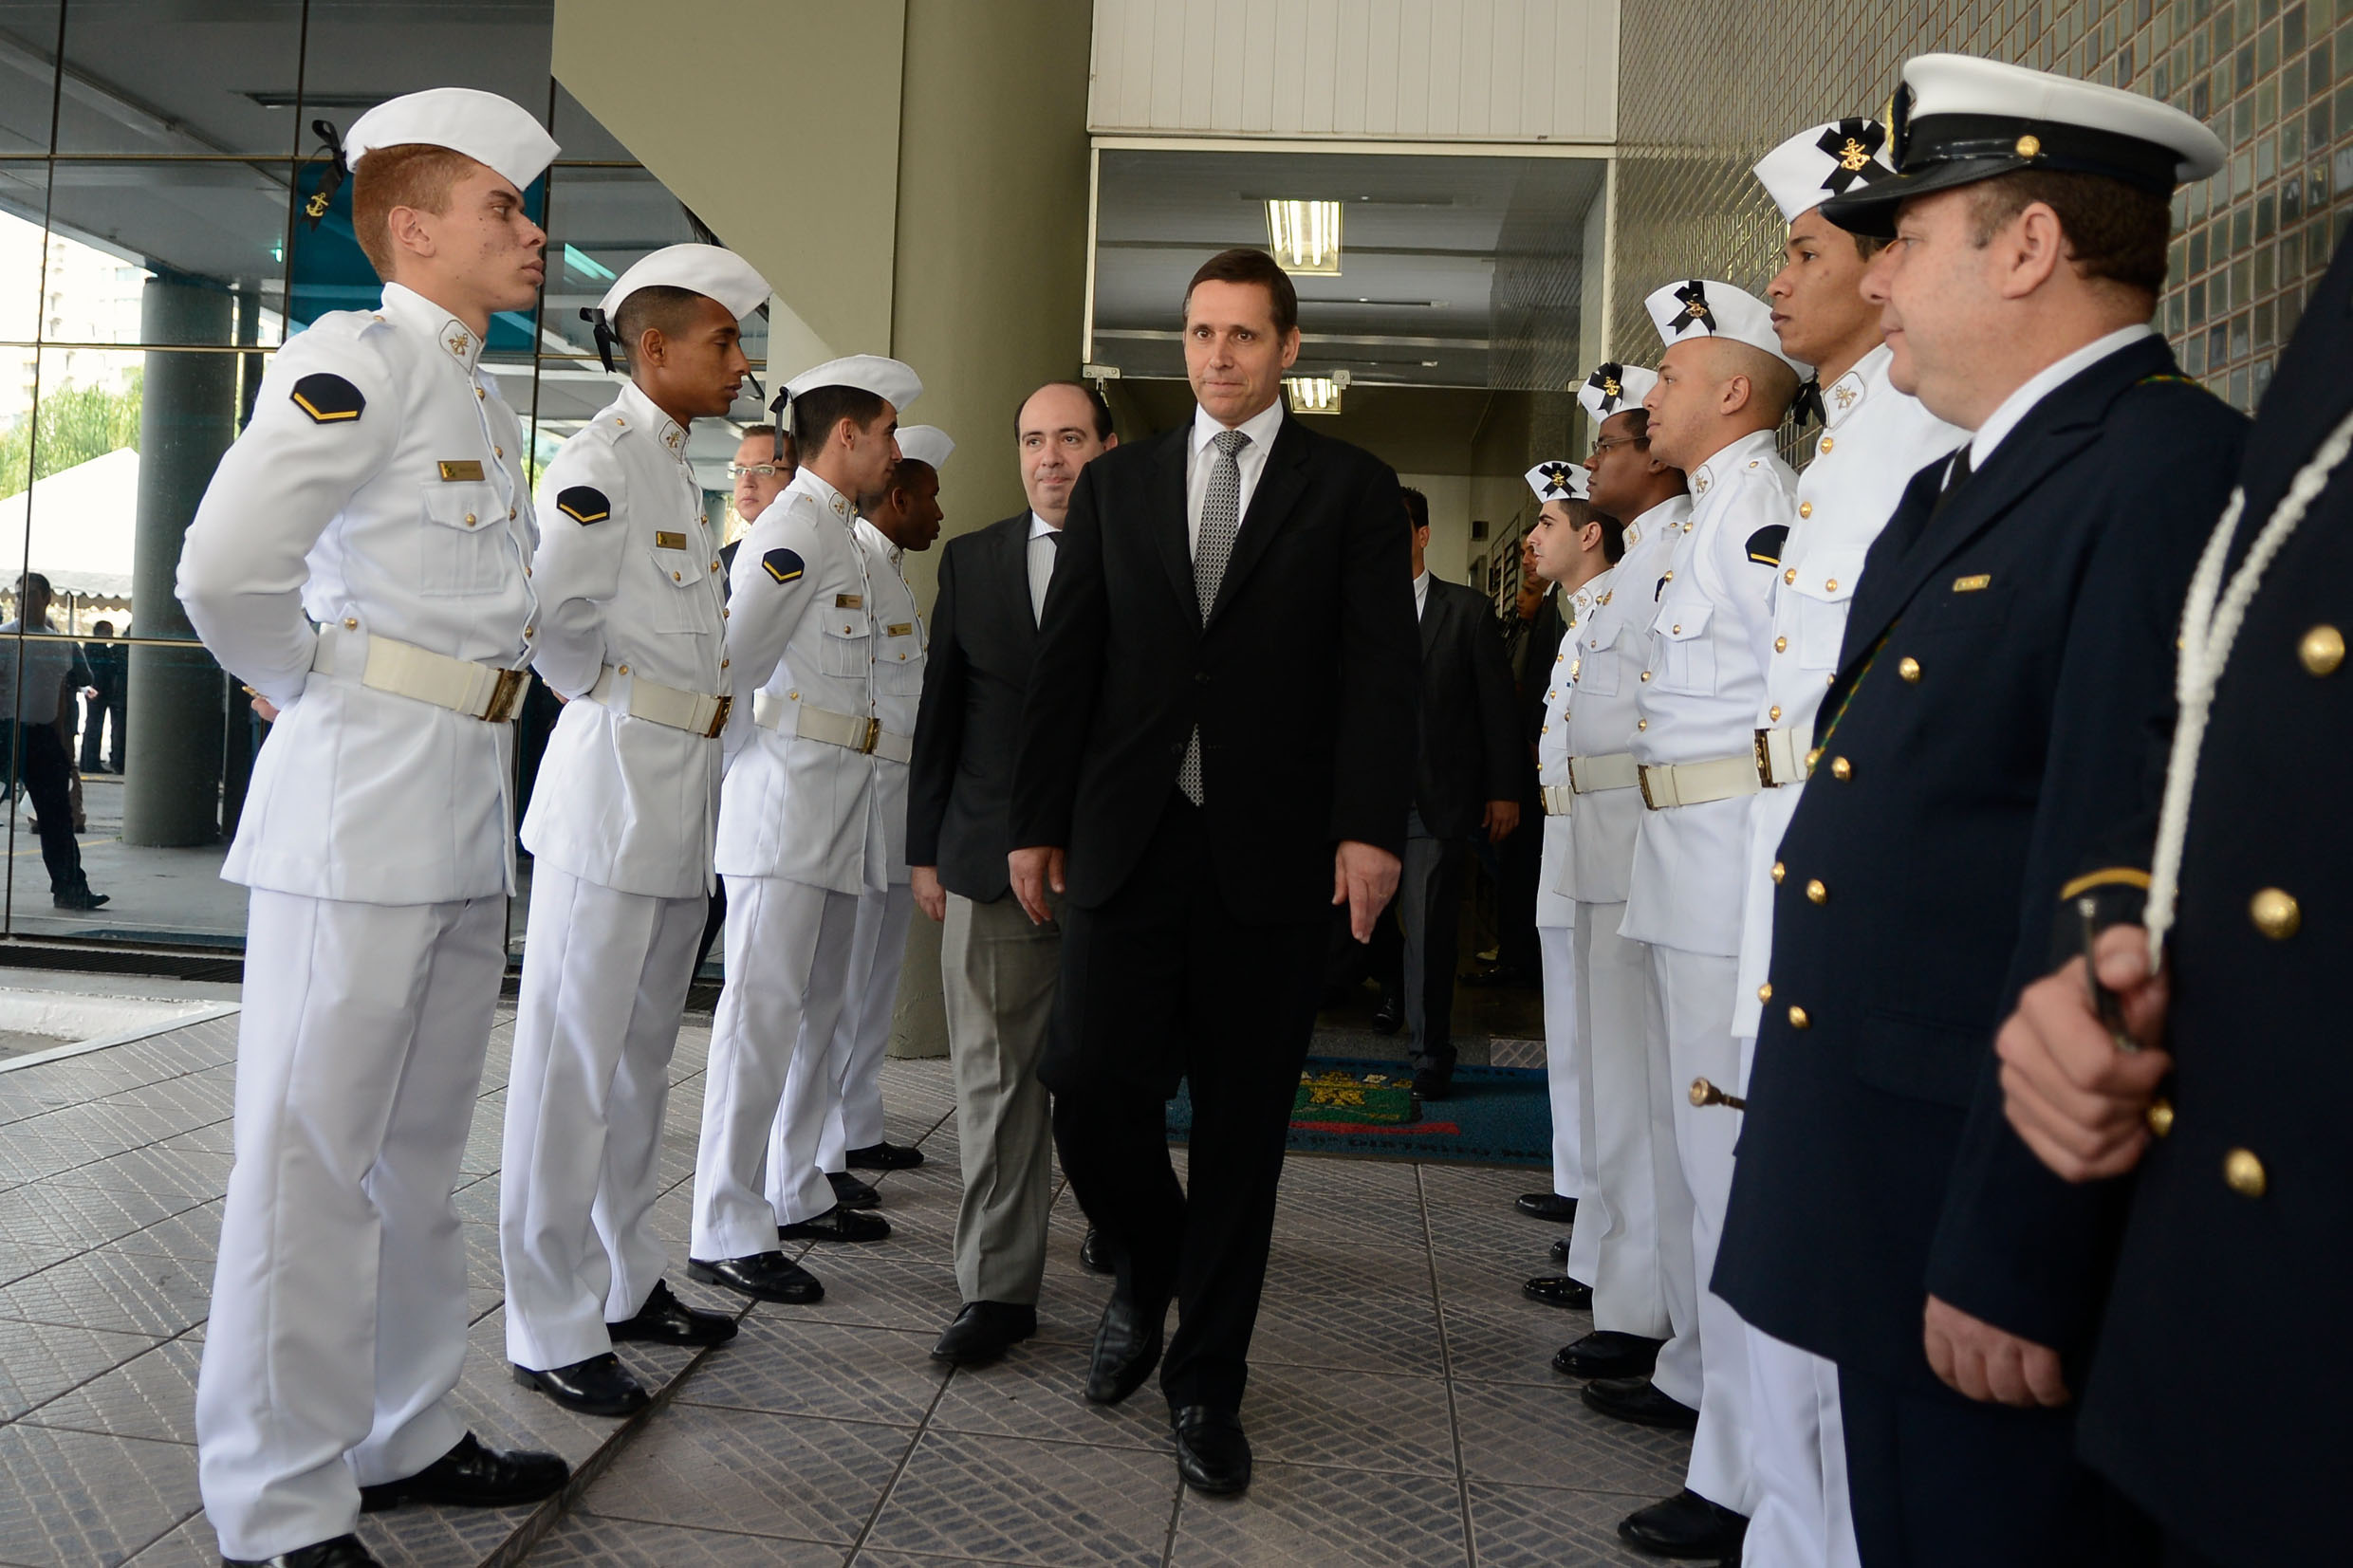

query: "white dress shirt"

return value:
[1969, 322, 2158, 469]
[1412, 569, 1431, 621]
[0, 620, 80, 727]
[1027, 511, 1060, 625]
[1185, 397, 1286, 553]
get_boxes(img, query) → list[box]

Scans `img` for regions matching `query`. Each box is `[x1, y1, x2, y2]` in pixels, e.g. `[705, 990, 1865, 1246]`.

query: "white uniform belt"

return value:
[586, 665, 731, 739]
[750, 692, 912, 764]
[311, 625, 528, 723]
[1567, 752, 1640, 795]
[1754, 725, 1813, 786]
[1639, 753, 1765, 810]
[1540, 784, 1575, 817]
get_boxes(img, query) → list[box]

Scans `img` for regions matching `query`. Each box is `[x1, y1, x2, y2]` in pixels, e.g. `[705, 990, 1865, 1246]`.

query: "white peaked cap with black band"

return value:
[783, 355, 923, 413]
[1526, 460, 1589, 503]
[896, 426, 954, 469]
[1579, 362, 1658, 425]
[343, 87, 559, 191]
[1643, 279, 1811, 378]
[1754, 119, 1899, 223]
[597, 244, 772, 323]
[1822, 52, 2227, 236]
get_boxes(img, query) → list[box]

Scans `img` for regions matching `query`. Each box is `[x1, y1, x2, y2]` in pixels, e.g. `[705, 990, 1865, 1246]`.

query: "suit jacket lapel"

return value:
[1417, 577, 1445, 657]
[995, 513, 1039, 643]
[1148, 429, 1198, 618]
[1207, 415, 1308, 628]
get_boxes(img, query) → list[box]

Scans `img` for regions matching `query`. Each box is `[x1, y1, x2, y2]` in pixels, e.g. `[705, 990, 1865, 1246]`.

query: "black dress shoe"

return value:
[608, 1279, 737, 1347]
[1171, 1405, 1251, 1495]
[1551, 1330, 1663, 1379]
[688, 1251, 824, 1303]
[1515, 1191, 1579, 1223]
[1370, 988, 1403, 1035]
[356, 1432, 567, 1512]
[1618, 1488, 1750, 1559]
[779, 1205, 891, 1244]
[827, 1170, 880, 1209]
[1412, 1064, 1453, 1100]
[844, 1140, 924, 1170]
[1582, 1375, 1699, 1430]
[1549, 1235, 1570, 1263]
[223, 1535, 382, 1567]
[1084, 1291, 1163, 1405]
[1078, 1227, 1115, 1276]
[52, 887, 108, 911]
[511, 1353, 647, 1418]
[1523, 1274, 1593, 1310]
[930, 1301, 1038, 1365]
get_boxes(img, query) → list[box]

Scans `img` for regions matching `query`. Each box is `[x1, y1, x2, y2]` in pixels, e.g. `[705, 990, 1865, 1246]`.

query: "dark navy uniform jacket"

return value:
[1714, 331, 2247, 1390]
[2071, 234, 2353, 1567]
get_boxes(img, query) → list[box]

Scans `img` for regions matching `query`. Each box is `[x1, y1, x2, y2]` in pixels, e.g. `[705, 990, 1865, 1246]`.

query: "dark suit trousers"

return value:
[1047, 791, 1323, 1413]
[1396, 812, 1464, 1070]
[4, 722, 83, 895]
[1838, 1361, 2156, 1568]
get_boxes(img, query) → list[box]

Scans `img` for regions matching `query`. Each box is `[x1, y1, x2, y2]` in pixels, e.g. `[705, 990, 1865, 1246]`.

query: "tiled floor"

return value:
[0, 999, 1685, 1568]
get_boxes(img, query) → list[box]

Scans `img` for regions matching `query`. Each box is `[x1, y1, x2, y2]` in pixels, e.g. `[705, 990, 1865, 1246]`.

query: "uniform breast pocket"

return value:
[417, 482, 509, 597]
[1574, 621, 1622, 698]
[646, 547, 708, 633]
[820, 614, 873, 678]
[1651, 601, 1716, 695]
[875, 619, 925, 695]
[1789, 547, 1865, 670]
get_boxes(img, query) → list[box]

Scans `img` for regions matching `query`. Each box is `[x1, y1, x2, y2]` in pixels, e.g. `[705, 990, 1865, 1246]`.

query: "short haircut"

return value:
[1603, 406, 1653, 443]
[1550, 497, 1626, 566]
[1966, 168, 2171, 298]
[18, 573, 49, 598]
[885, 457, 936, 497]
[1014, 378, 1115, 441]
[1715, 339, 1800, 423]
[791, 384, 887, 457]
[1184, 247, 1299, 336]
[1400, 486, 1431, 532]
[351, 143, 475, 281]
[92, 619, 114, 636]
[613, 285, 710, 363]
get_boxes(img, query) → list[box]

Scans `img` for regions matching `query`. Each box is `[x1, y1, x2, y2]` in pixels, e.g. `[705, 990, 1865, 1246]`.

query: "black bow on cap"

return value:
[1814, 118, 1890, 195]
[302, 118, 348, 231]
[1587, 362, 1627, 414]
[1670, 281, 1716, 335]
[1793, 377, 1825, 426]
[769, 386, 790, 464]
[1885, 83, 1914, 170]
[1536, 461, 1577, 498]
[579, 307, 620, 374]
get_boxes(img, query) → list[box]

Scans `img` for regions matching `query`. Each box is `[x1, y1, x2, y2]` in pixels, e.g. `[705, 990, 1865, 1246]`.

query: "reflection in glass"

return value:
[55, 1, 304, 156]
[298, 1, 554, 133]
[45, 160, 292, 346]
[0, 4, 63, 155]
[0, 160, 47, 342]
[287, 164, 543, 351]
[541, 165, 701, 360]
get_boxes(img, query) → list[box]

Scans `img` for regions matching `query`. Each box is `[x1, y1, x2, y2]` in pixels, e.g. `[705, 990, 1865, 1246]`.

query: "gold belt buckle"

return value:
[704, 693, 732, 739]
[485, 667, 528, 722]
[1637, 765, 1660, 810]
[1752, 729, 1774, 786]
[858, 716, 881, 754]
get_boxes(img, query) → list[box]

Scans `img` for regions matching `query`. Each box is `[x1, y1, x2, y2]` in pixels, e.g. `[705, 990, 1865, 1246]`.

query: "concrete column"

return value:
[124, 275, 234, 846]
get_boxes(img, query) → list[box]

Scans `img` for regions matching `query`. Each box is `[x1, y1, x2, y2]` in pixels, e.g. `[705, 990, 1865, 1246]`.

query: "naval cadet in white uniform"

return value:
[790, 425, 949, 1214]
[177, 89, 568, 1568]
[499, 245, 769, 1419]
[1600, 280, 1806, 1562]
[1730, 119, 1966, 1568]
[1550, 362, 1693, 1394]
[690, 355, 922, 1300]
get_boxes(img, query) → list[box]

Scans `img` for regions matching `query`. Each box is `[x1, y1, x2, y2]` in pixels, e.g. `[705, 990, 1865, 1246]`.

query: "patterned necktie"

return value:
[1180, 428, 1251, 803]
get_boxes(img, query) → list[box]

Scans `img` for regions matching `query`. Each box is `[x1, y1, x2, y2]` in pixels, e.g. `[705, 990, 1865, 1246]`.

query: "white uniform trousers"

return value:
[196, 890, 504, 1561]
[1574, 903, 1672, 1337]
[692, 874, 862, 1257]
[1538, 925, 1601, 1285]
[1647, 943, 1754, 1516]
[500, 867, 702, 1373]
[1742, 1318, 1861, 1568]
[806, 882, 915, 1175]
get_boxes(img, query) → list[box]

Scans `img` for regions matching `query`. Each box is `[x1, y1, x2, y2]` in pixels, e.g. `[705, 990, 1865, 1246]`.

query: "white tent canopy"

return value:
[0, 448, 139, 613]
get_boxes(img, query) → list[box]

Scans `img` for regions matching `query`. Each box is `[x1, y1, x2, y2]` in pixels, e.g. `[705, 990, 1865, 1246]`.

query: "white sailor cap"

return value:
[1525, 460, 1589, 504]
[343, 88, 558, 192]
[1643, 280, 1810, 378]
[896, 426, 954, 469]
[1579, 362, 1657, 425]
[1754, 119, 1898, 224]
[1824, 53, 2227, 236]
[598, 244, 771, 323]
[784, 354, 923, 414]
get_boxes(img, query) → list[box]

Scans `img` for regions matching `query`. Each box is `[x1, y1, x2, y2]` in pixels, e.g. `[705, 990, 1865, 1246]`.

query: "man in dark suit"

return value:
[1384, 487, 1519, 1098]
[79, 620, 122, 774]
[908, 379, 1118, 1367]
[1712, 54, 2244, 1567]
[1008, 248, 1416, 1496]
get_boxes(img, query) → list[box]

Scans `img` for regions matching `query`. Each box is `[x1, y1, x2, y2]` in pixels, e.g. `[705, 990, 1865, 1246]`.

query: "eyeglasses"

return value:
[729, 463, 788, 479]
[1589, 436, 1648, 455]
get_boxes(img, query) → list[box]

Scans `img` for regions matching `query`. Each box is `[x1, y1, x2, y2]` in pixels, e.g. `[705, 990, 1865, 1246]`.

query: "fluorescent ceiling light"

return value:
[1285, 375, 1344, 415]
[564, 244, 617, 282]
[1266, 199, 1343, 275]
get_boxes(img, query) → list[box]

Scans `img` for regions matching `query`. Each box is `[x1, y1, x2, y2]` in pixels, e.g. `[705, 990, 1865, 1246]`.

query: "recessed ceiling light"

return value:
[1285, 373, 1346, 415]
[1266, 200, 1342, 275]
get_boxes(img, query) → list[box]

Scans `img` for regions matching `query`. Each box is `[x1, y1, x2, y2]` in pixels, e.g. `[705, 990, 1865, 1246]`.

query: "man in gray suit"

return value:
[907, 379, 1117, 1364]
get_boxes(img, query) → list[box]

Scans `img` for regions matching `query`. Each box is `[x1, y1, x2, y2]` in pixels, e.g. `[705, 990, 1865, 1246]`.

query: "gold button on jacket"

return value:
[2299, 623, 2344, 675]
[2223, 1148, 2267, 1198]
[2249, 887, 2302, 940]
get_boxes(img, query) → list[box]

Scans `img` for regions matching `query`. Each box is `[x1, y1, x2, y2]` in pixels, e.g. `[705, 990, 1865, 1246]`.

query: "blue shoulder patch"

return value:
[762, 547, 805, 584]
[289, 372, 364, 424]
[1746, 523, 1789, 566]
[555, 485, 610, 525]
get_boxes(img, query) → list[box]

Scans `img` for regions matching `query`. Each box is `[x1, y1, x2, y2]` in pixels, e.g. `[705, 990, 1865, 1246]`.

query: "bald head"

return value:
[1642, 334, 1802, 470]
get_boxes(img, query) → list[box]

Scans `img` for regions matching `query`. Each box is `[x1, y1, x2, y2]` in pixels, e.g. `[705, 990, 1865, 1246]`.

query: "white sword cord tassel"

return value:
[2146, 404, 2353, 966]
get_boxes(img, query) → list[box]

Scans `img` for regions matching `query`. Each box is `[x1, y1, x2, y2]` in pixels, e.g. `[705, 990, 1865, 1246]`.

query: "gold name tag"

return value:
[835, 594, 863, 609]
[654, 530, 687, 550]
[437, 459, 486, 482]
[885, 622, 913, 636]
[1953, 574, 1992, 592]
